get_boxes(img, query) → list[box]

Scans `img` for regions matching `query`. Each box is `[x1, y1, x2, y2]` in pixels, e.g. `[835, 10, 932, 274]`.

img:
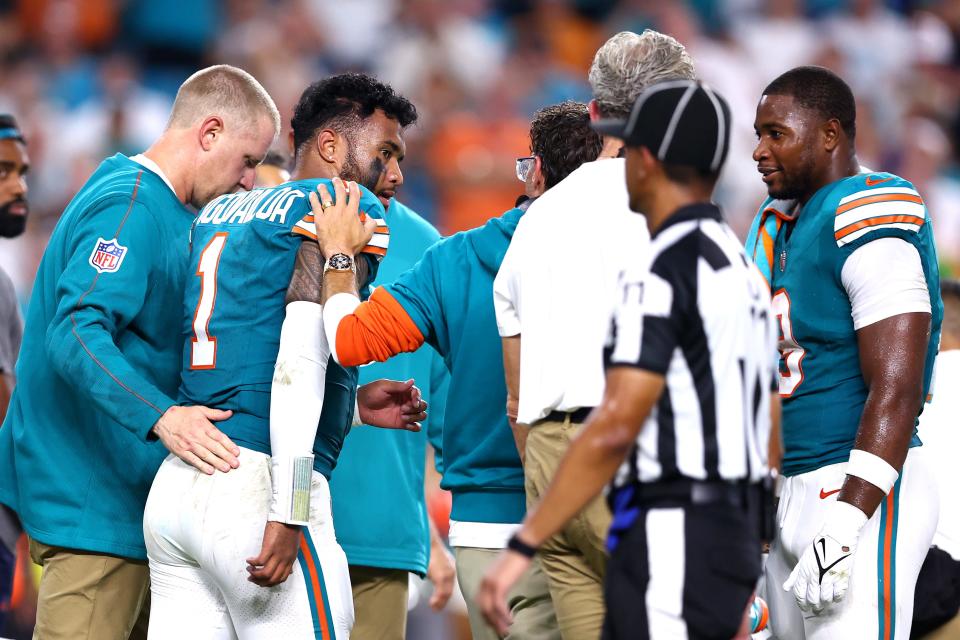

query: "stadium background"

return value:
[0, 0, 958, 637]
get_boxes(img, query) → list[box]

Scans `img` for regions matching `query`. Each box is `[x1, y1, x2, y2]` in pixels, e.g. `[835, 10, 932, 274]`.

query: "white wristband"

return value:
[846, 449, 899, 495]
[268, 456, 314, 525]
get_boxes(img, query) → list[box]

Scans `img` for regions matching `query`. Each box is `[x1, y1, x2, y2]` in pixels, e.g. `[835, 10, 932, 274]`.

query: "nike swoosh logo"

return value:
[865, 176, 893, 186]
[814, 537, 851, 582]
[819, 488, 841, 499]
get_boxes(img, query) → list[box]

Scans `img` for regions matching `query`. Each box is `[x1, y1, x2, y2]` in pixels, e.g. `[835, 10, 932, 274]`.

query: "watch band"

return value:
[324, 253, 355, 274]
[507, 533, 538, 559]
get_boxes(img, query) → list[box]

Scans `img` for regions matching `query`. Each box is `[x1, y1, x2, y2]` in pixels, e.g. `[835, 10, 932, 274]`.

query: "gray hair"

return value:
[167, 64, 281, 136]
[588, 30, 697, 119]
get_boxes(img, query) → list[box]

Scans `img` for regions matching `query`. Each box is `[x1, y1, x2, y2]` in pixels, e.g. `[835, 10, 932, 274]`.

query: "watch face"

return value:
[329, 253, 353, 270]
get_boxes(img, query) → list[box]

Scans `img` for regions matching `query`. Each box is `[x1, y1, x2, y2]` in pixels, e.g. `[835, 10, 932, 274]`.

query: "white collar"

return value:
[130, 153, 177, 197]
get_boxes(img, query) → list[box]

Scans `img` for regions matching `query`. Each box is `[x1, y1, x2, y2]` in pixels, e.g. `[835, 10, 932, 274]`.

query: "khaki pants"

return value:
[29, 538, 150, 640]
[923, 613, 960, 640]
[349, 565, 409, 640]
[526, 417, 612, 640]
[454, 546, 560, 640]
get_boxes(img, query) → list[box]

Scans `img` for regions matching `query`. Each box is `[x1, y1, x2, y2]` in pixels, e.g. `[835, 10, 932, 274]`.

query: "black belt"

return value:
[543, 407, 594, 423]
[636, 479, 757, 508]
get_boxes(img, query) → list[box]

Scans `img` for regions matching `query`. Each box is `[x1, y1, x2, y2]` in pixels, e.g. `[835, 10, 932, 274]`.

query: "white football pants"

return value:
[144, 448, 353, 639]
[763, 448, 937, 640]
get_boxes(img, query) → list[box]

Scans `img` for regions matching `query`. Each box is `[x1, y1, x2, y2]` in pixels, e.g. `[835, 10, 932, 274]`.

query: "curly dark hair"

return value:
[530, 101, 602, 188]
[291, 73, 418, 158]
[763, 66, 856, 141]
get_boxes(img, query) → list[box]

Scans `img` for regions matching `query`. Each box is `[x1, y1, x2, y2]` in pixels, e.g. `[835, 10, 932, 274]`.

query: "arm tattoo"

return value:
[286, 242, 323, 305]
[286, 241, 372, 306]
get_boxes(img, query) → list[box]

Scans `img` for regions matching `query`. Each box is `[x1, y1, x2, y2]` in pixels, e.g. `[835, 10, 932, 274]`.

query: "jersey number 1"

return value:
[772, 289, 805, 396]
[190, 233, 228, 369]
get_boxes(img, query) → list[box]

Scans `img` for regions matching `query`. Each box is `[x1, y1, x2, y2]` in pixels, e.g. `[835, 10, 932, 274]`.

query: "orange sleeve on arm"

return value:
[334, 287, 426, 366]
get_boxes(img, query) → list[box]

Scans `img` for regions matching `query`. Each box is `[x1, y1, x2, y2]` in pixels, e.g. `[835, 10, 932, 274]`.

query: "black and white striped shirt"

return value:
[605, 203, 775, 486]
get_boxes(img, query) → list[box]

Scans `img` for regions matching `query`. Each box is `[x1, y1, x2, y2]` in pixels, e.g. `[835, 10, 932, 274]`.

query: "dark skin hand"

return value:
[247, 522, 301, 587]
[838, 312, 931, 518]
[357, 378, 427, 431]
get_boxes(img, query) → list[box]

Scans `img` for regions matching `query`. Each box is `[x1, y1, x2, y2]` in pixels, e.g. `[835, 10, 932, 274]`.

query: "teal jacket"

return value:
[0, 154, 194, 559]
[383, 206, 527, 524]
[329, 200, 448, 576]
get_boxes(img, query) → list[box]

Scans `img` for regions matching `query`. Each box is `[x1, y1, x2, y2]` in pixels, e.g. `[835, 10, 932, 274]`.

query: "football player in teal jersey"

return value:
[143, 75, 427, 639]
[747, 66, 942, 640]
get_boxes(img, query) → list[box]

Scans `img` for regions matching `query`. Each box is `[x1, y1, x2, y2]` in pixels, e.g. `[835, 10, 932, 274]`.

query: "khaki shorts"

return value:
[454, 546, 560, 640]
[349, 565, 409, 640]
[29, 538, 149, 640]
[526, 416, 612, 640]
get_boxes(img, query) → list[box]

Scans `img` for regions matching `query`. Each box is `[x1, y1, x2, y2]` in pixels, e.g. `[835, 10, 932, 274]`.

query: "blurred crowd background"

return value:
[0, 0, 959, 635]
[0, 0, 959, 298]
[1, 0, 960, 296]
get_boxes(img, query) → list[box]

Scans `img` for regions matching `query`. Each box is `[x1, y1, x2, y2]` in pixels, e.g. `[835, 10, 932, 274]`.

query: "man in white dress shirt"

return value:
[491, 29, 697, 640]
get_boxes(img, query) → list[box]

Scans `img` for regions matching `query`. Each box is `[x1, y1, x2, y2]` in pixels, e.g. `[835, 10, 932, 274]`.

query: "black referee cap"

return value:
[593, 80, 731, 173]
[0, 115, 25, 143]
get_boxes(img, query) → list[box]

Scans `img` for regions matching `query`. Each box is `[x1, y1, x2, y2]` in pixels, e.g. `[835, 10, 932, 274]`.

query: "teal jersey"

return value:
[385, 206, 527, 524]
[760, 172, 942, 476]
[0, 154, 193, 559]
[178, 179, 386, 478]
[330, 200, 448, 576]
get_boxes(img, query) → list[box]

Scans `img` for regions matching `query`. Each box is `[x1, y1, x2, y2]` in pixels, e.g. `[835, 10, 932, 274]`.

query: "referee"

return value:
[478, 80, 777, 638]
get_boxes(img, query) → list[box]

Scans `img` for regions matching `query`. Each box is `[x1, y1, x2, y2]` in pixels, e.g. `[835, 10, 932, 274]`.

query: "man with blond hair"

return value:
[0, 64, 278, 639]
[484, 30, 697, 639]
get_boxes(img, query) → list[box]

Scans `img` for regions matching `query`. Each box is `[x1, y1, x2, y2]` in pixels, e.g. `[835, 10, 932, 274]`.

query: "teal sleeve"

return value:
[384, 243, 448, 352]
[426, 349, 448, 476]
[45, 198, 176, 440]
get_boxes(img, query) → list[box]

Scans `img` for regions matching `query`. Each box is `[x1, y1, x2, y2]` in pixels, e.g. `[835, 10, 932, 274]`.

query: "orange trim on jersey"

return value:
[334, 287, 425, 367]
[759, 215, 783, 276]
[361, 245, 387, 257]
[298, 536, 332, 640]
[835, 193, 923, 215]
[375, 224, 389, 234]
[292, 226, 318, 241]
[834, 214, 925, 241]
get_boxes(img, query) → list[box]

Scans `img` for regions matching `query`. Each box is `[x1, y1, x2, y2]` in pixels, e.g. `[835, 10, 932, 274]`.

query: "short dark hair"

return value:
[661, 162, 719, 187]
[763, 66, 856, 141]
[291, 73, 418, 158]
[0, 114, 25, 143]
[530, 101, 602, 188]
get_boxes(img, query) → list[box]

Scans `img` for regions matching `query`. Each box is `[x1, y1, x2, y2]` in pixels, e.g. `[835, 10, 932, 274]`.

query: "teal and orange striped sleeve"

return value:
[333, 287, 426, 367]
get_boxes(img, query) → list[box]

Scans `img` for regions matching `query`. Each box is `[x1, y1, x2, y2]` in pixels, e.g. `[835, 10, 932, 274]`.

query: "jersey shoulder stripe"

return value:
[832, 176, 925, 247]
[289, 219, 390, 257]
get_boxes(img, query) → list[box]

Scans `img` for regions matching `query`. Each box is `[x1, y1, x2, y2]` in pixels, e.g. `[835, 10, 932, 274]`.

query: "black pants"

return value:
[602, 501, 761, 639]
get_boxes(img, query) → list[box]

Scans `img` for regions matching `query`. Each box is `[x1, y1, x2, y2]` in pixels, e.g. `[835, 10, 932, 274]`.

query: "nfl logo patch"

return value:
[89, 237, 128, 273]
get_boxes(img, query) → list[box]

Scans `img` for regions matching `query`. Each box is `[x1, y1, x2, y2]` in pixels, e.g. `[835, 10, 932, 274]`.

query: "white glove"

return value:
[784, 500, 868, 614]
